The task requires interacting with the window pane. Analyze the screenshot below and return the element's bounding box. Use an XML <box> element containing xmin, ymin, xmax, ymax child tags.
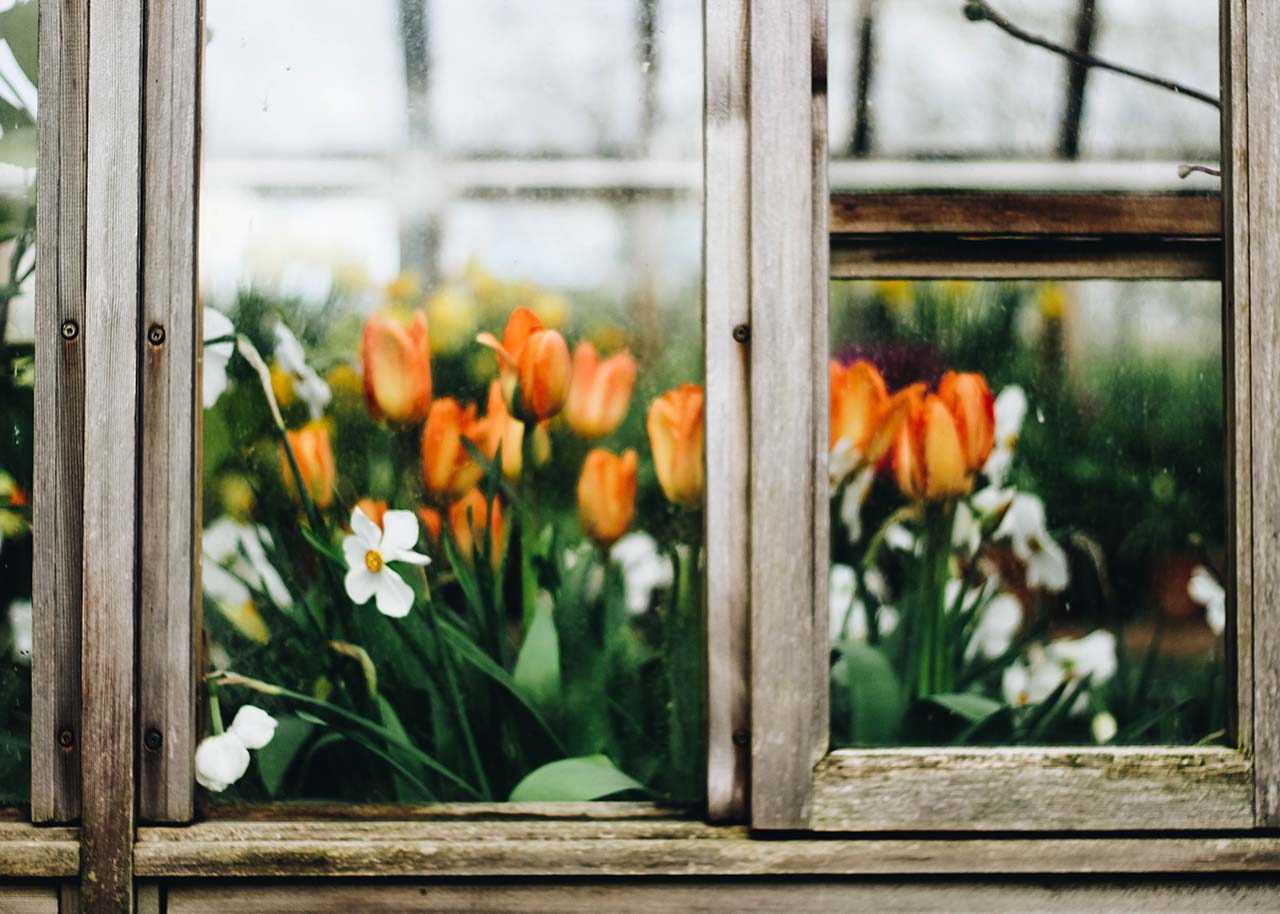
<box><xmin>0</xmin><ymin>0</ymin><xmax>36</xmax><ymax>805</ymax></box>
<box><xmin>828</xmin><ymin>0</ymin><xmax>1220</xmax><ymax>190</ymax></box>
<box><xmin>198</xmin><ymin>0</ymin><xmax>704</xmax><ymax>804</ymax></box>
<box><xmin>828</xmin><ymin>280</ymin><xmax>1226</xmax><ymax>748</ymax></box>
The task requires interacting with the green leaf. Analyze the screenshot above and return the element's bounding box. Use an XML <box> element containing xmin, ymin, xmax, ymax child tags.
<box><xmin>833</xmin><ymin>640</ymin><xmax>904</xmax><ymax>745</ymax></box>
<box><xmin>512</xmin><ymin>599</ymin><xmax>561</xmax><ymax>717</ymax></box>
<box><xmin>508</xmin><ymin>754</ymin><xmax>646</xmax><ymax>802</ymax></box>
<box><xmin>0</xmin><ymin>124</ymin><xmax>35</xmax><ymax>167</ymax></box>
<box><xmin>0</xmin><ymin>0</ymin><xmax>37</xmax><ymax>86</ymax></box>
<box><xmin>330</xmin><ymin>641</ymin><xmax>378</xmax><ymax>696</ymax></box>
<box><xmin>253</xmin><ymin>715</ymin><xmax>314</xmax><ymax>798</ymax></box>
<box><xmin>300</xmin><ymin>525</ymin><xmax>344</xmax><ymax>568</ymax></box>
<box><xmin>926</xmin><ymin>692</ymin><xmax>1005</xmax><ymax>723</ymax></box>
<box><xmin>377</xmin><ymin>695</ymin><xmax>430</xmax><ymax>802</ymax></box>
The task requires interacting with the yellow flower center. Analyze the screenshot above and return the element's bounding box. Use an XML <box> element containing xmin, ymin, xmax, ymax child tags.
<box><xmin>365</xmin><ymin>550</ymin><xmax>384</xmax><ymax>573</ymax></box>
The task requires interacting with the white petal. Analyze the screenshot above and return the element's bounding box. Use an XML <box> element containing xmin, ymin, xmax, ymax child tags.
<box><xmin>374</xmin><ymin>568</ymin><xmax>415</xmax><ymax>618</ymax></box>
<box><xmin>1001</xmin><ymin>662</ymin><xmax>1031</xmax><ymax>707</ymax></box>
<box><xmin>350</xmin><ymin>507</ymin><xmax>383</xmax><ymax>549</ymax></box>
<box><xmin>1091</xmin><ymin>711</ymin><xmax>1118</xmax><ymax>744</ymax></box>
<box><xmin>1188</xmin><ymin>566</ymin><xmax>1225</xmax><ymax>608</ymax></box>
<box><xmin>194</xmin><ymin>732</ymin><xmax>250</xmax><ymax>792</ymax></box>
<box><xmin>204</xmin><ymin>307</ymin><xmax>235</xmax><ymax>343</ymax></box>
<box><xmin>993</xmin><ymin>385</ymin><xmax>1028</xmax><ymax>443</ymax></box>
<box><xmin>972</xmin><ymin>485</ymin><xmax>1015</xmax><ymax>518</ymax></box>
<box><xmin>884</xmin><ymin>523</ymin><xmax>918</xmax><ymax>553</ymax></box>
<box><xmin>296</xmin><ymin>369</ymin><xmax>332</xmax><ymax>420</ymax></box>
<box><xmin>1027</xmin><ymin>536</ymin><xmax>1070</xmax><ymax>592</ymax></box>
<box><xmin>227</xmin><ymin>705</ymin><xmax>278</xmax><ymax>750</ymax></box>
<box><xmin>7</xmin><ymin>600</ymin><xmax>32</xmax><ymax>663</ymax></box>
<box><xmin>379</xmin><ymin>509</ymin><xmax>421</xmax><ymax>556</ymax></box>
<box><xmin>839</xmin><ymin>467</ymin><xmax>874</xmax><ymax>545</ymax></box>
<box><xmin>202</xmin><ymin>516</ymin><xmax>245</xmax><ymax>563</ymax></box>
<box><xmin>342</xmin><ymin>534</ymin><xmax>370</xmax><ymax>570</ymax></box>
<box><xmin>1049</xmin><ymin>630</ymin><xmax>1117</xmax><ymax>685</ymax></box>
<box><xmin>273</xmin><ymin>322</ymin><xmax>309</xmax><ymax>376</ymax></box>
<box><xmin>344</xmin><ymin>566</ymin><xmax>381</xmax><ymax>605</ymax></box>
<box><xmin>203</xmin><ymin>561</ymin><xmax>252</xmax><ymax>609</ymax></box>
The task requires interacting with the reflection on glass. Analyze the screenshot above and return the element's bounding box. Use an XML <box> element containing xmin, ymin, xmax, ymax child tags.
<box><xmin>828</xmin><ymin>0</ymin><xmax>1221</xmax><ymax>188</ymax></box>
<box><xmin>828</xmin><ymin>281</ymin><xmax>1225</xmax><ymax>748</ymax></box>
<box><xmin>0</xmin><ymin>0</ymin><xmax>36</xmax><ymax>805</ymax></box>
<box><xmin>198</xmin><ymin>0</ymin><xmax>704</xmax><ymax>804</ymax></box>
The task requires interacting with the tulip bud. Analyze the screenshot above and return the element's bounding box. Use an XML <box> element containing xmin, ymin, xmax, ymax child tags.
<box><xmin>362</xmin><ymin>310</ymin><xmax>433</xmax><ymax>422</ymax></box>
<box><xmin>565</xmin><ymin>342</ymin><xmax>638</xmax><ymax>439</ymax></box>
<box><xmin>421</xmin><ymin>398</ymin><xmax>486</xmax><ymax>502</ymax></box>
<box><xmin>479</xmin><ymin>380</ymin><xmax>524</xmax><ymax>481</ymax></box>
<box><xmin>578</xmin><ymin>449</ymin><xmax>638</xmax><ymax>547</ymax></box>
<box><xmin>830</xmin><ymin>359</ymin><xmax>888</xmax><ymax>456</ymax></box>
<box><xmin>195</xmin><ymin>732</ymin><xmax>250</xmax><ymax>792</ymax></box>
<box><xmin>477</xmin><ymin>307</ymin><xmax>572</xmax><ymax>422</ymax></box>
<box><xmin>647</xmin><ymin>384</ymin><xmax>704</xmax><ymax>509</ymax></box>
<box><xmin>226</xmin><ymin>705</ymin><xmax>278</xmax><ymax>750</ymax></box>
<box><xmin>937</xmin><ymin>371</ymin><xmax>996</xmax><ymax>472</ymax></box>
<box><xmin>282</xmin><ymin>420</ymin><xmax>337</xmax><ymax>509</ymax></box>
<box><xmin>893</xmin><ymin>391</ymin><xmax>972</xmax><ymax>501</ymax></box>
<box><xmin>448</xmin><ymin>489</ymin><xmax>506</xmax><ymax>568</ymax></box>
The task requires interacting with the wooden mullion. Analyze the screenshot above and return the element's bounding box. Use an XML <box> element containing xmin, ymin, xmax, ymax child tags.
<box><xmin>702</xmin><ymin>0</ymin><xmax>751</xmax><ymax>822</ymax></box>
<box><xmin>139</xmin><ymin>0</ymin><xmax>202</xmax><ymax>825</ymax></box>
<box><xmin>80</xmin><ymin>0</ymin><xmax>144</xmax><ymax>908</ymax></box>
<box><xmin>32</xmin><ymin>0</ymin><xmax>89</xmax><ymax>825</ymax></box>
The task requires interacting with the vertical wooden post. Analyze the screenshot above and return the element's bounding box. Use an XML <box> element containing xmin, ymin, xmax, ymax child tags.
<box><xmin>139</xmin><ymin>0</ymin><xmax>202</xmax><ymax>824</ymax></box>
<box><xmin>32</xmin><ymin>0</ymin><xmax>89</xmax><ymax>825</ymax></box>
<box><xmin>703</xmin><ymin>0</ymin><xmax>751</xmax><ymax>823</ymax></box>
<box><xmin>749</xmin><ymin>0</ymin><xmax>819</xmax><ymax>829</ymax></box>
<box><xmin>81</xmin><ymin>0</ymin><xmax>143</xmax><ymax>908</ymax></box>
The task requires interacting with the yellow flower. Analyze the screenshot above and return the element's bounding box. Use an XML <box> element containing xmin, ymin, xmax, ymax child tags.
<box><xmin>426</xmin><ymin>287</ymin><xmax>478</xmax><ymax>354</ymax></box>
<box><xmin>385</xmin><ymin>272</ymin><xmax>423</xmax><ymax>305</ymax></box>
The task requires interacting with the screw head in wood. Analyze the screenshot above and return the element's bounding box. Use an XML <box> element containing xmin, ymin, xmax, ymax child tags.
<box><xmin>732</xmin><ymin>323</ymin><xmax>750</xmax><ymax>344</ymax></box>
<box><xmin>732</xmin><ymin>728</ymin><xmax>750</xmax><ymax>747</ymax></box>
<box><xmin>143</xmin><ymin>728</ymin><xmax>163</xmax><ymax>752</ymax></box>
<box><xmin>147</xmin><ymin>323</ymin><xmax>166</xmax><ymax>346</ymax></box>
<box><xmin>60</xmin><ymin>320</ymin><xmax>78</xmax><ymax>341</ymax></box>
<box><xmin>57</xmin><ymin>728</ymin><xmax>74</xmax><ymax>749</ymax></box>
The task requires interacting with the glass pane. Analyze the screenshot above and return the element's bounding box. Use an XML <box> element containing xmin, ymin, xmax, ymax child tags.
<box><xmin>827</xmin><ymin>280</ymin><xmax>1226</xmax><ymax>748</ymax></box>
<box><xmin>198</xmin><ymin>0</ymin><xmax>704</xmax><ymax>805</ymax></box>
<box><xmin>828</xmin><ymin>0</ymin><xmax>1221</xmax><ymax>190</ymax></box>
<box><xmin>0</xmin><ymin>0</ymin><xmax>36</xmax><ymax>805</ymax></box>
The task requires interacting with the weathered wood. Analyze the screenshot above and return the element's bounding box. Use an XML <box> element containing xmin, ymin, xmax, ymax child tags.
<box><xmin>1242</xmin><ymin>0</ymin><xmax>1280</xmax><ymax>829</ymax></box>
<box><xmin>80</xmin><ymin>0</ymin><xmax>143</xmax><ymax>908</ymax></box>
<box><xmin>0</xmin><ymin>824</ymin><xmax>79</xmax><ymax>877</ymax></box>
<box><xmin>198</xmin><ymin>801</ymin><xmax>681</xmax><ymax>821</ymax></box>
<box><xmin>810</xmin><ymin>747</ymin><xmax>1253</xmax><ymax>832</ymax></box>
<box><xmin>57</xmin><ymin>884</ymin><xmax>78</xmax><ymax>914</ymax></box>
<box><xmin>748</xmin><ymin>0</ymin><xmax>817</xmax><ymax>832</ymax></box>
<box><xmin>830</xmin><ymin>191</ymin><xmax>1221</xmax><ymax>237</ymax></box>
<box><xmin>829</xmin><ymin>237</ymin><xmax>1221</xmax><ymax>280</ymax></box>
<box><xmin>0</xmin><ymin>886</ymin><xmax>58</xmax><ymax>914</ymax></box>
<box><xmin>138</xmin><ymin>0</ymin><xmax>201</xmax><ymax>826</ymax></box>
<box><xmin>135</xmin><ymin>882</ymin><xmax>161</xmax><ymax>914</ymax></box>
<box><xmin>702</xmin><ymin>0</ymin><xmax>750</xmax><ymax>825</ymax></box>
<box><xmin>134</xmin><ymin>821</ymin><xmax>1280</xmax><ymax>877</ymax></box>
<box><xmin>32</xmin><ymin>0</ymin><xmax>88</xmax><ymax>824</ymax></box>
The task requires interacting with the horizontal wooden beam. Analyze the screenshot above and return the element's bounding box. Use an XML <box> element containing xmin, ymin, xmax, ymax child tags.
<box><xmin>134</xmin><ymin>818</ymin><xmax>1280</xmax><ymax>878</ymax></box>
<box><xmin>0</xmin><ymin>824</ymin><xmax>80</xmax><ymax>878</ymax></box>
<box><xmin>830</xmin><ymin>192</ymin><xmax>1222</xmax><ymax>237</ymax></box>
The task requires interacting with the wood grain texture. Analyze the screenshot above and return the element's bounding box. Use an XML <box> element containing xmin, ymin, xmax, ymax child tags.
<box><xmin>198</xmin><ymin>801</ymin><xmax>679</xmax><ymax>822</ymax></box>
<box><xmin>57</xmin><ymin>884</ymin><xmax>77</xmax><ymax>914</ymax></box>
<box><xmin>135</xmin><ymin>882</ymin><xmax>161</xmax><ymax>914</ymax></box>
<box><xmin>702</xmin><ymin>0</ymin><xmax>750</xmax><ymax>825</ymax></box>
<box><xmin>1243</xmin><ymin>0</ymin><xmax>1280</xmax><ymax>829</ymax></box>
<box><xmin>0</xmin><ymin>886</ymin><xmax>58</xmax><ymax>914</ymax></box>
<box><xmin>138</xmin><ymin>0</ymin><xmax>201</xmax><ymax>825</ymax></box>
<box><xmin>134</xmin><ymin>819</ymin><xmax>1280</xmax><ymax>878</ymax></box>
<box><xmin>810</xmin><ymin>748</ymin><xmax>1253</xmax><ymax>831</ymax></box>
<box><xmin>829</xmin><ymin>191</ymin><xmax>1221</xmax><ymax>236</ymax></box>
<box><xmin>0</xmin><ymin>824</ymin><xmax>79</xmax><ymax>877</ymax></box>
<box><xmin>32</xmin><ymin>0</ymin><xmax>88</xmax><ymax>824</ymax></box>
<box><xmin>80</xmin><ymin>0</ymin><xmax>143</xmax><ymax>909</ymax></box>
<box><xmin>748</xmin><ymin>0</ymin><xmax>816</xmax><ymax>832</ymax></box>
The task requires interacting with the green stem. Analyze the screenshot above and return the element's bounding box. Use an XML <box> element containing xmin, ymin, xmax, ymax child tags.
<box><xmin>915</xmin><ymin>501</ymin><xmax>955</xmax><ymax>700</ymax></box>
<box><xmin>208</xmin><ymin>679</ymin><xmax>225</xmax><ymax>735</ymax></box>
<box><xmin>426</xmin><ymin>604</ymin><xmax>492</xmax><ymax>800</ymax></box>
<box><xmin>519</xmin><ymin>429</ymin><xmax>538</xmax><ymax>631</ymax></box>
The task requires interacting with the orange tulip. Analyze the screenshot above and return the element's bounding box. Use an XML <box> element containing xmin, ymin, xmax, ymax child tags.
<box><xmin>564</xmin><ymin>342</ymin><xmax>637</xmax><ymax>439</ymax></box>
<box><xmin>362</xmin><ymin>310</ymin><xmax>432</xmax><ymax>422</ymax></box>
<box><xmin>647</xmin><ymin>384</ymin><xmax>704</xmax><ymax>509</ymax></box>
<box><xmin>478</xmin><ymin>379</ymin><xmax>524</xmax><ymax>481</ymax></box>
<box><xmin>577</xmin><ymin>448</ymin><xmax>638</xmax><ymax>547</ymax></box>
<box><xmin>937</xmin><ymin>371</ymin><xmax>996</xmax><ymax>472</ymax></box>
<box><xmin>354</xmin><ymin>498</ymin><xmax>388</xmax><ymax>530</ymax></box>
<box><xmin>416</xmin><ymin>506</ymin><xmax>443</xmax><ymax>543</ymax></box>
<box><xmin>477</xmin><ymin>307</ymin><xmax>572</xmax><ymax>421</ymax></box>
<box><xmin>892</xmin><ymin>389</ymin><xmax>972</xmax><ymax>501</ymax></box>
<box><xmin>448</xmin><ymin>489</ymin><xmax>506</xmax><ymax>568</ymax></box>
<box><xmin>282</xmin><ymin>420</ymin><xmax>337</xmax><ymax>509</ymax></box>
<box><xmin>829</xmin><ymin>359</ymin><xmax>888</xmax><ymax>455</ymax></box>
<box><xmin>421</xmin><ymin>398</ymin><xmax>487</xmax><ymax>502</ymax></box>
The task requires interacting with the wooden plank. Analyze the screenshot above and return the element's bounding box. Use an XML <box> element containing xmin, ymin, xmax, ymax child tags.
<box><xmin>32</xmin><ymin>0</ymin><xmax>88</xmax><ymax>824</ymax></box>
<box><xmin>135</xmin><ymin>883</ymin><xmax>161</xmax><ymax>914</ymax></box>
<box><xmin>702</xmin><ymin>0</ymin><xmax>750</xmax><ymax>825</ymax></box>
<box><xmin>829</xmin><ymin>237</ymin><xmax>1221</xmax><ymax>280</ymax></box>
<box><xmin>1243</xmin><ymin>0</ymin><xmax>1280</xmax><ymax>829</ymax></box>
<box><xmin>134</xmin><ymin>820</ymin><xmax>1280</xmax><ymax>877</ymax></box>
<box><xmin>0</xmin><ymin>824</ymin><xmax>79</xmax><ymax>877</ymax></box>
<box><xmin>198</xmin><ymin>801</ymin><xmax>679</xmax><ymax>821</ymax></box>
<box><xmin>80</xmin><ymin>0</ymin><xmax>144</xmax><ymax>909</ymax></box>
<box><xmin>830</xmin><ymin>191</ymin><xmax>1222</xmax><ymax>237</ymax></box>
<box><xmin>138</xmin><ymin>0</ymin><xmax>201</xmax><ymax>825</ymax></box>
<box><xmin>747</xmin><ymin>0</ymin><xmax>817</xmax><ymax>832</ymax></box>
<box><xmin>1221</xmin><ymin>0</ymin><xmax>1252</xmax><ymax>762</ymax></box>
<box><xmin>57</xmin><ymin>884</ymin><xmax>78</xmax><ymax>914</ymax></box>
<box><xmin>810</xmin><ymin>747</ymin><xmax>1253</xmax><ymax>832</ymax></box>
<box><xmin>0</xmin><ymin>886</ymin><xmax>59</xmax><ymax>914</ymax></box>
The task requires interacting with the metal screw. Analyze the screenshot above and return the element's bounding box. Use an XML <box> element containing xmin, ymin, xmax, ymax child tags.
<box><xmin>147</xmin><ymin>323</ymin><xmax>166</xmax><ymax>346</ymax></box>
<box><xmin>60</xmin><ymin>320</ymin><xmax>79</xmax><ymax>341</ymax></box>
<box><xmin>732</xmin><ymin>728</ymin><xmax>750</xmax><ymax>747</ymax></box>
<box><xmin>57</xmin><ymin>728</ymin><xmax>74</xmax><ymax>749</ymax></box>
<box><xmin>143</xmin><ymin>728</ymin><xmax>163</xmax><ymax>752</ymax></box>
<box><xmin>732</xmin><ymin>323</ymin><xmax>750</xmax><ymax>344</ymax></box>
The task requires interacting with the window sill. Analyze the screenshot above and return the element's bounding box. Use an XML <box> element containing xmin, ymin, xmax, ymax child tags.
<box><xmin>0</xmin><ymin>822</ymin><xmax>80</xmax><ymax>877</ymax></box>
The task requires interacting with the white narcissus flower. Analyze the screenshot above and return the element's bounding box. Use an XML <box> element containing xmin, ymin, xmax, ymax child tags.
<box><xmin>1091</xmin><ymin>711</ymin><xmax>1118</xmax><ymax>744</ymax></box>
<box><xmin>273</xmin><ymin>321</ymin><xmax>332</xmax><ymax>420</ymax></box>
<box><xmin>838</xmin><ymin>466</ymin><xmax>875</xmax><ymax>545</ymax></box>
<box><xmin>203</xmin><ymin>516</ymin><xmax>293</xmax><ymax>610</ymax></box>
<box><xmin>982</xmin><ymin>385</ymin><xmax>1027</xmax><ymax>486</ymax></box>
<box><xmin>610</xmin><ymin>532</ymin><xmax>673</xmax><ymax>616</ymax></box>
<box><xmin>203</xmin><ymin>308</ymin><xmax>236</xmax><ymax>409</ymax></box>
<box><xmin>342</xmin><ymin>506</ymin><xmax>431</xmax><ymax>618</ymax></box>
<box><xmin>1188</xmin><ymin>564</ymin><xmax>1226</xmax><ymax>636</ymax></box>
<box><xmin>1002</xmin><ymin>630</ymin><xmax>1117</xmax><ymax>716</ymax></box>
<box><xmin>1001</xmin><ymin>646</ymin><xmax>1066</xmax><ymax>709</ymax></box>
<box><xmin>227</xmin><ymin>704</ymin><xmax>278</xmax><ymax>749</ymax></box>
<box><xmin>965</xmin><ymin>593</ymin><xmax>1023</xmax><ymax>661</ymax></box>
<box><xmin>884</xmin><ymin>523</ymin><xmax>918</xmax><ymax>554</ymax></box>
<box><xmin>829</xmin><ymin>563</ymin><xmax>898</xmax><ymax>642</ymax></box>
<box><xmin>7</xmin><ymin>600</ymin><xmax>32</xmax><ymax>664</ymax></box>
<box><xmin>194</xmin><ymin>732</ymin><xmax>250</xmax><ymax>792</ymax></box>
<box><xmin>1048</xmin><ymin>629</ymin><xmax>1117</xmax><ymax>687</ymax></box>
<box><xmin>995</xmin><ymin>493</ymin><xmax>1069</xmax><ymax>592</ymax></box>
